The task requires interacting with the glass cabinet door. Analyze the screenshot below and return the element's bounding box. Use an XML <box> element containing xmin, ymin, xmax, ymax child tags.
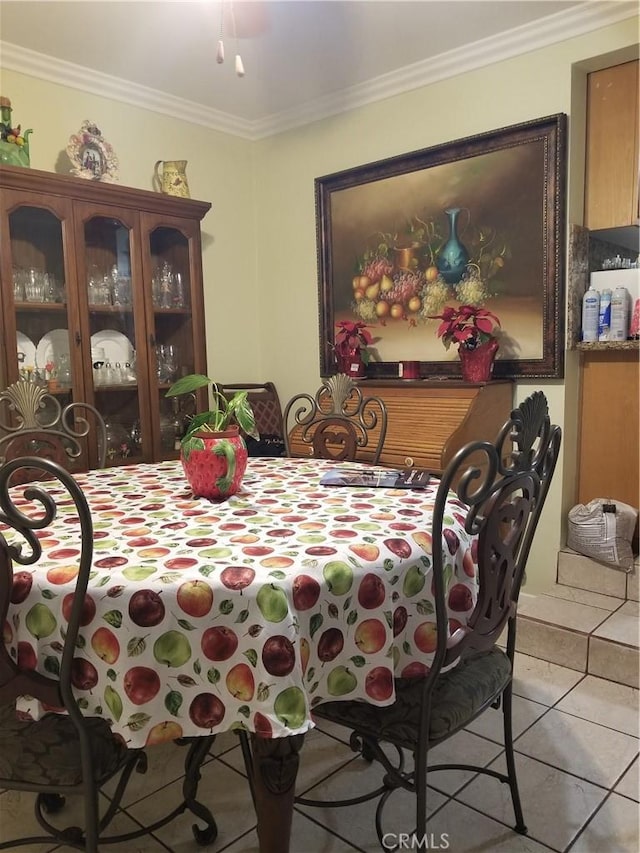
<box><xmin>5</xmin><ymin>198</ymin><xmax>76</xmax><ymax>392</ymax></box>
<box><xmin>141</xmin><ymin>213</ymin><xmax>208</xmax><ymax>460</ymax></box>
<box><xmin>0</xmin><ymin>192</ymin><xmax>99</xmax><ymax>472</ymax></box>
<box><xmin>75</xmin><ymin>205</ymin><xmax>152</xmax><ymax>466</ymax></box>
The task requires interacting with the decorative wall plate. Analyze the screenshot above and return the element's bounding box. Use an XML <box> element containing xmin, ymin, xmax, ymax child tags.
<box><xmin>67</xmin><ymin>120</ymin><xmax>119</xmax><ymax>182</ymax></box>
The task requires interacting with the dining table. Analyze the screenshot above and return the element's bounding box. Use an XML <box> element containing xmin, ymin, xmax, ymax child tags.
<box><xmin>4</xmin><ymin>455</ymin><xmax>479</xmax><ymax>852</ymax></box>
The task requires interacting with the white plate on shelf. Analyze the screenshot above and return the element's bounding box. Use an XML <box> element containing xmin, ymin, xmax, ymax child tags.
<box><xmin>90</xmin><ymin>330</ymin><xmax>134</xmax><ymax>365</ymax></box>
<box><xmin>16</xmin><ymin>332</ymin><xmax>37</xmax><ymax>369</ymax></box>
<box><xmin>35</xmin><ymin>329</ymin><xmax>70</xmax><ymax>370</ymax></box>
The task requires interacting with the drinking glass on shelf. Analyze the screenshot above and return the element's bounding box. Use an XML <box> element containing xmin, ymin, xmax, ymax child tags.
<box><xmin>57</xmin><ymin>354</ymin><xmax>72</xmax><ymax>388</ymax></box>
<box><xmin>42</xmin><ymin>273</ymin><xmax>61</xmax><ymax>303</ymax></box>
<box><xmin>172</xmin><ymin>272</ymin><xmax>185</xmax><ymax>307</ymax></box>
<box><xmin>151</xmin><ymin>268</ymin><xmax>162</xmax><ymax>306</ymax></box>
<box><xmin>156</xmin><ymin>344</ymin><xmax>178</xmax><ymax>383</ymax></box>
<box><xmin>104</xmin><ymin>360</ymin><xmax>118</xmax><ymax>385</ymax></box>
<box><xmin>93</xmin><ymin>362</ymin><xmax>106</xmax><ymax>386</ymax></box>
<box><xmin>112</xmin><ymin>275</ymin><xmax>132</xmax><ymax>306</ymax></box>
<box><xmin>12</xmin><ymin>266</ymin><xmax>25</xmax><ymax>301</ymax></box>
<box><xmin>25</xmin><ymin>268</ymin><xmax>45</xmax><ymax>302</ymax></box>
<box><xmin>130</xmin><ymin>419</ymin><xmax>142</xmax><ymax>450</ymax></box>
<box><xmin>159</xmin><ymin>261</ymin><xmax>173</xmax><ymax>308</ymax></box>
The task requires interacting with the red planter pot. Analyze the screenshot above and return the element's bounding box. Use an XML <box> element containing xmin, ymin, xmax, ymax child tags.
<box><xmin>458</xmin><ymin>339</ymin><xmax>499</xmax><ymax>383</ymax></box>
<box><xmin>337</xmin><ymin>352</ymin><xmax>365</xmax><ymax>378</ymax></box>
<box><xmin>180</xmin><ymin>425</ymin><xmax>248</xmax><ymax>500</ymax></box>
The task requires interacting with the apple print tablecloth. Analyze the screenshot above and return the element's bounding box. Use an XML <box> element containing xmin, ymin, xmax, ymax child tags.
<box><xmin>5</xmin><ymin>457</ymin><xmax>478</xmax><ymax>748</ymax></box>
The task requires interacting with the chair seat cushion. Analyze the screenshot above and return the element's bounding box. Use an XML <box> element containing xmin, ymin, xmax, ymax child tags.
<box><xmin>0</xmin><ymin>702</ymin><xmax>131</xmax><ymax>787</ymax></box>
<box><xmin>313</xmin><ymin>647</ymin><xmax>512</xmax><ymax>750</ymax></box>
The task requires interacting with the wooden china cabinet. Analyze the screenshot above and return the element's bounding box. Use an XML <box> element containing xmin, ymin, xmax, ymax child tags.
<box><xmin>0</xmin><ymin>164</ymin><xmax>211</xmax><ymax>468</ymax></box>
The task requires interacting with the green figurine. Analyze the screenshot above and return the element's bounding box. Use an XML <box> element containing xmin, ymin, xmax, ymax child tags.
<box><xmin>0</xmin><ymin>96</ymin><xmax>33</xmax><ymax>167</ymax></box>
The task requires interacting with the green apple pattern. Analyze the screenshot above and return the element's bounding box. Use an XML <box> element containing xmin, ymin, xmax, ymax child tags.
<box><xmin>4</xmin><ymin>458</ymin><xmax>477</xmax><ymax>748</ymax></box>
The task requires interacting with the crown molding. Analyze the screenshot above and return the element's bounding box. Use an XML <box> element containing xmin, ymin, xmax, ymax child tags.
<box><xmin>0</xmin><ymin>41</ymin><xmax>256</xmax><ymax>140</ymax></box>
<box><xmin>252</xmin><ymin>0</ymin><xmax>639</xmax><ymax>138</ymax></box>
<box><xmin>1</xmin><ymin>1</ymin><xmax>637</xmax><ymax>141</ymax></box>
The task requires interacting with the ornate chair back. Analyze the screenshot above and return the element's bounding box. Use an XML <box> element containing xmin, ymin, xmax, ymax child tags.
<box><xmin>296</xmin><ymin>391</ymin><xmax>562</xmax><ymax>848</ymax></box>
<box><xmin>431</xmin><ymin>390</ymin><xmax>562</xmax><ymax>667</ymax></box>
<box><xmin>218</xmin><ymin>381</ymin><xmax>285</xmax><ymax>456</ymax></box>
<box><xmin>0</xmin><ymin>381</ymin><xmax>106</xmax><ymax>479</ymax></box>
<box><xmin>0</xmin><ymin>457</ymin><xmax>143</xmax><ymax>850</ymax></box>
<box><xmin>0</xmin><ymin>456</ymin><xmax>220</xmax><ymax>850</ymax></box>
<box><xmin>283</xmin><ymin>374</ymin><xmax>388</xmax><ymax>464</ymax></box>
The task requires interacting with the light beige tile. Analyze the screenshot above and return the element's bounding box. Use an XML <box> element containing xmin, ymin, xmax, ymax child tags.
<box><xmin>514</xmin><ymin>709</ymin><xmax>638</xmax><ymax>788</ymax></box>
<box><xmin>427</xmin><ymin>730</ymin><xmax>503</xmax><ymax>795</ymax></box>
<box><xmin>512</xmin><ymin>652</ymin><xmax>584</xmax><ymax>705</ymax></box>
<box><xmin>458</xmin><ymin>752</ymin><xmax>606</xmax><ymax>851</ymax></box>
<box><xmin>222</xmin><ymin>726</ymin><xmax>358</xmax><ymax>795</ymax></box>
<box><xmin>518</xmin><ymin>593</ymin><xmax>611</xmax><ymax>633</ymax></box>
<box><xmin>614</xmin><ymin>757</ymin><xmax>639</xmax><ymax>802</ymax></box>
<box><xmin>0</xmin><ymin>789</ymin><xmax>167</xmax><ymax>853</ymax></box>
<box><xmin>588</xmin><ymin>637</ymin><xmax>640</xmax><ymax>689</ymax></box>
<box><xmin>557</xmin><ymin>549</ymin><xmax>627</xmax><ymax>599</ymax></box>
<box><xmin>465</xmin><ymin>695</ymin><xmax>548</xmax><ymax>743</ymax></box>
<box><xmin>103</xmin><ymin>739</ymin><xmax>195</xmax><ymax>807</ymax></box>
<box><xmin>223</xmin><ymin>809</ymin><xmax>363</xmax><ymax>851</ymax></box>
<box><xmin>571</xmin><ymin>793</ymin><xmax>640</xmax><ymax>853</ymax></box>
<box><xmin>104</xmin><ymin>734</ymin><xmax>241</xmax><ymax>809</ymax></box>
<box><xmin>313</xmin><ymin>716</ymin><xmax>355</xmax><ymax>744</ymax></box>
<box><xmin>424</xmin><ymin>799</ymin><xmax>554</xmax><ymax>853</ymax></box>
<box><xmin>544</xmin><ymin>584</ymin><xmax>626</xmax><ymax>611</ymax></box>
<box><xmin>627</xmin><ymin>566</ymin><xmax>639</xmax><ymax>602</ymax></box>
<box><xmin>555</xmin><ymin>674</ymin><xmax>639</xmax><ymax>736</ymax></box>
<box><xmin>592</xmin><ymin>600</ymin><xmax>640</xmax><ymax>647</ymax></box>
<box><xmin>296</xmin><ymin>752</ymin><xmax>449</xmax><ymax>851</ymax></box>
<box><xmin>127</xmin><ymin>759</ymin><xmax>255</xmax><ymax>852</ymax></box>
<box><xmin>516</xmin><ymin>618</ymin><xmax>588</xmax><ymax>672</ymax></box>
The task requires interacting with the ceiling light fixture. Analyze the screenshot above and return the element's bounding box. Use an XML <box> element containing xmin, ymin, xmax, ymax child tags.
<box><xmin>217</xmin><ymin>1</ymin><xmax>245</xmax><ymax>78</ymax></box>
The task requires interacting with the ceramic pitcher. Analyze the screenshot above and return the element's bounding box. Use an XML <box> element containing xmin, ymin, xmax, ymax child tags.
<box><xmin>154</xmin><ymin>160</ymin><xmax>190</xmax><ymax>198</ymax></box>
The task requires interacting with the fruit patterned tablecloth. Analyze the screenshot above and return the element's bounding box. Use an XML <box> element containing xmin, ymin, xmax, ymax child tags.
<box><xmin>5</xmin><ymin>457</ymin><xmax>478</xmax><ymax>748</ymax></box>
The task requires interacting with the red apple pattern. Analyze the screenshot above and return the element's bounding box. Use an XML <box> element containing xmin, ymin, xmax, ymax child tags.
<box><xmin>5</xmin><ymin>457</ymin><xmax>476</xmax><ymax>748</ymax></box>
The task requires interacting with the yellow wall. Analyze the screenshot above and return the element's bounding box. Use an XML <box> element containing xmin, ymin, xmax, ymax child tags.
<box><xmin>252</xmin><ymin>18</ymin><xmax>639</xmax><ymax>593</ymax></box>
<box><xmin>2</xmin><ymin>15</ymin><xmax>638</xmax><ymax>592</ymax></box>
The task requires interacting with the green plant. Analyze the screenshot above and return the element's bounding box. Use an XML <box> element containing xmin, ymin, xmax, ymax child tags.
<box><xmin>166</xmin><ymin>375</ymin><xmax>259</xmax><ymax>442</ymax></box>
<box><xmin>430</xmin><ymin>304</ymin><xmax>500</xmax><ymax>350</ymax></box>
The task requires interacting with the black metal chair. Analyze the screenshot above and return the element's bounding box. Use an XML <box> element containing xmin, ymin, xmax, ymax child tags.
<box><xmin>0</xmin><ymin>456</ymin><xmax>218</xmax><ymax>850</ymax></box>
<box><xmin>0</xmin><ymin>381</ymin><xmax>107</xmax><ymax>477</ymax></box>
<box><xmin>218</xmin><ymin>381</ymin><xmax>285</xmax><ymax>456</ymax></box>
<box><xmin>283</xmin><ymin>374</ymin><xmax>388</xmax><ymax>464</ymax></box>
<box><xmin>295</xmin><ymin>391</ymin><xmax>562</xmax><ymax>849</ymax></box>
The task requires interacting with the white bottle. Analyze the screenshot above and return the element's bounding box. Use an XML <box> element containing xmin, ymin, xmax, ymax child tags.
<box><xmin>610</xmin><ymin>286</ymin><xmax>629</xmax><ymax>341</ymax></box>
<box><xmin>598</xmin><ymin>288</ymin><xmax>612</xmax><ymax>341</ymax></box>
<box><xmin>581</xmin><ymin>287</ymin><xmax>600</xmax><ymax>342</ymax></box>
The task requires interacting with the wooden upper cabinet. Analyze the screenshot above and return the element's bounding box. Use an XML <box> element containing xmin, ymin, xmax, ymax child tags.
<box><xmin>584</xmin><ymin>60</ymin><xmax>639</xmax><ymax>230</ymax></box>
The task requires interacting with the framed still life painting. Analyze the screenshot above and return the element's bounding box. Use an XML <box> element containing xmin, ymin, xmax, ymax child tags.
<box><xmin>316</xmin><ymin>113</ymin><xmax>567</xmax><ymax>379</ymax></box>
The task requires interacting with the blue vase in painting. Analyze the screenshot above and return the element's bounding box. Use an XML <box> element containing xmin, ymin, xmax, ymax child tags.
<box><xmin>436</xmin><ymin>208</ymin><xmax>470</xmax><ymax>284</ymax></box>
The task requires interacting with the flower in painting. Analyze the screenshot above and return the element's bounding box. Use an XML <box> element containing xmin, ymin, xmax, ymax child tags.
<box><xmin>429</xmin><ymin>304</ymin><xmax>501</xmax><ymax>351</ymax></box>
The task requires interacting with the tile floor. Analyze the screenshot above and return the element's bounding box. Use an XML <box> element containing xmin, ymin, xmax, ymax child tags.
<box><xmin>1</xmin><ymin>652</ymin><xmax>638</xmax><ymax>853</ymax></box>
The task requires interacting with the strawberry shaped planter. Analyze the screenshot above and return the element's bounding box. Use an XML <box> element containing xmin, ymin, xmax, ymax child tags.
<box><xmin>180</xmin><ymin>426</ymin><xmax>248</xmax><ymax>500</ymax></box>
